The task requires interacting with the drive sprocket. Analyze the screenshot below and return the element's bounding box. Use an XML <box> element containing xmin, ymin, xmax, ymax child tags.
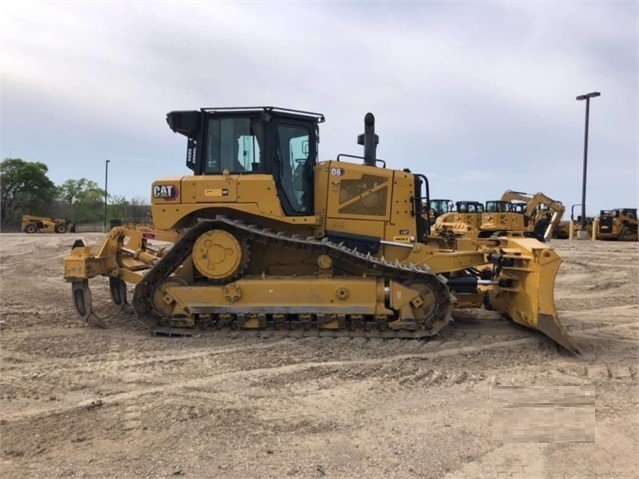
<box><xmin>192</xmin><ymin>229</ymin><xmax>249</xmax><ymax>282</ymax></box>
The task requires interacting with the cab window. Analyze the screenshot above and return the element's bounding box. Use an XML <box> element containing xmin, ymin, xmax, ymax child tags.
<box><xmin>204</xmin><ymin>117</ymin><xmax>263</xmax><ymax>173</ymax></box>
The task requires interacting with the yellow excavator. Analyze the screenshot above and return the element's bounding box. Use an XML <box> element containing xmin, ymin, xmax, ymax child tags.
<box><xmin>63</xmin><ymin>107</ymin><xmax>577</xmax><ymax>353</ymax></box>
<box><xmin>426</xmin><ymin>199</ymin><xmax>454</xmax><ymax>220</ymax></box>
<box><xmin>483</xmin><ymin>190</ymin><xmax>565</xmax><ymax>241</ymax></box>
<box><xmin>430</xmin><ymin>201</ymin><xmax>484</xmax><ymax>236</ymax></box>
<box><xmin>432</xmin><ymin>191</ymin><xmax>564</xmax><ymax>241</ymax></box>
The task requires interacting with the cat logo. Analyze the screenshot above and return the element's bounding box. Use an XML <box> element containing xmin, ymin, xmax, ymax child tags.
<box><xmin>152</xmin><ymin>184</ymin><xmax>179</xmax><ymax>201</ymax></box>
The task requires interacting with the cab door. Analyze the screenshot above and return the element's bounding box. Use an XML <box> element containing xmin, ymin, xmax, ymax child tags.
<box><xmin>271</xmin><ymin>120</ymin><xmax>315</xmax><ymax>216</ymax></box>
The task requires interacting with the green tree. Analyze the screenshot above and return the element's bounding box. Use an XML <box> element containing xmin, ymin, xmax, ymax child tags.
<box><xmin>0</xmin><ymin>158</ymin><xmax>57</xmax><ymax>224</ymax></box>
<box><xmin>127</xmin><ymin>196</ymin><xmax>152</xmax><ymax>224</ymax></box>
<box><xmin>108</xmin><ymin>194</ymin><xmax>128</xmax><ymax>220</ymax></box>
<box><xmin>56</xmin><ymin>178</ymin><xmax>105</xmax><ymax>222</ymax></box>
<box><xmin>104</xmin><ymin>196</ymin><xmax>151</xmax><ymax>225</ymax></box>
<box><xmin>57</xmin><ymin>178</ymin><xmax>104</xmax><ymax>205</ymax></box>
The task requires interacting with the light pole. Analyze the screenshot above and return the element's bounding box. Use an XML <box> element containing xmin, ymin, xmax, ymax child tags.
<box><xmin>576</xmin><ymin>91</ymin><xmax>600</xmax><ymax>237</ymax></box>
<box><xmin>104</xmin><ymin>159</ymin><xmax>110</xmax><ymax>229</ymax></box>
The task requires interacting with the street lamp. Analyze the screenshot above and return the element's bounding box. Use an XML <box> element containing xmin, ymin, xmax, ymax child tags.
<box><xmin>104</xmin><ymin>159</ymin><xmax>110</xmax><ymax>229</ymax></box>
<box><xmin>576</xmin><ymin>91</ymin><xmax>600</xmax><ymax>237</ymax></box>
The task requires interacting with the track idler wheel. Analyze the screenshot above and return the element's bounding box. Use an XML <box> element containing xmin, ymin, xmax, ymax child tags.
<box><xmin>389</xmin><ymin>279</ymin><xmax>451</xmax><ymax>334</ymax></box>
<box><xmin>72</xmin><ymin>280</ymin><xmax>106</xmax><ymax>328</ymax></box>
<box><xmin>404</xmin><ymin>281</ymin><xmax>437</xmax><ymax>325</ymax></box>
<box><xmin>109</xmin><ymin>277</ymin><xmax>128</xmax><ymax>308</ymax></box>
<box><xmin>152</xmin><ymin>277</ymin><xmax>189</xmax><ymax>319</ymax></box>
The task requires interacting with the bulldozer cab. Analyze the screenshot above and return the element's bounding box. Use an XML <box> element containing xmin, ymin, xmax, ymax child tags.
<box><xmin>611</xmin><ymin>208</ymin><xmax>637</xmax><ymax>219</ymax></box>
<box><xmin>166</xmin><ymin>107</ymin><xmax>324</xmax><ymax>216</ymax></box>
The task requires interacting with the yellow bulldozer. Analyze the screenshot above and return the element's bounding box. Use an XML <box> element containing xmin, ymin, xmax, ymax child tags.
<box><xmin>63</xmin><ymin>107</ymin><xmax>577</xmax><ymax>353</ymax></box>
<box><xmin>22</xmin><ymin>214</ymin><xmax>75</xmax><ymax>234</ymax></box>
<box><xmin>595</xmin><ymin>208</ymin><xmax>638</xmax><ymax>241</ymax></box>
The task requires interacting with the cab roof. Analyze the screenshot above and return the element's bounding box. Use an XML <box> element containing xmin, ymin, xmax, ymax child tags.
<box><xmin>200</xmin><ymin>106</ymin><xmax>325</xmax><ymax>123</ymax></box>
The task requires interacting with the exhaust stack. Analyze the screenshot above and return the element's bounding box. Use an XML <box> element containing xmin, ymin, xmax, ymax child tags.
<box><xmin>357</xmin><ymin>112</ymin><xmax>379</xmax><ymax>167</ymax></box>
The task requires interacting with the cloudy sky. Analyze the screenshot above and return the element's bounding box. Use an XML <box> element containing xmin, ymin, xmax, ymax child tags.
<box><xmin>1</xmin><ymin>1</ymin><xmax>637</xmax><ymax>215</ymax></box>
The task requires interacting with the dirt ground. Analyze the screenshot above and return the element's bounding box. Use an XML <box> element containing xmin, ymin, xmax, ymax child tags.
<box><xmin>0</xmin><ymin>233</ymin><xmax>637</xmax><ymax>479</ymax></box>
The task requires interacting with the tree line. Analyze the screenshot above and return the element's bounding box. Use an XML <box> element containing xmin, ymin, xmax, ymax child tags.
<box><xmin>0</xmin><ymin>158</ymin><xmax>150</xmax><ymax>231</ymax></box>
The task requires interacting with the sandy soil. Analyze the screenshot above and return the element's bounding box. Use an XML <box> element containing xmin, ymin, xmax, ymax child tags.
<box><xmin>0</xmin><ymin>233</ymin><xmax>637</xmax><ymax>479</ymax></box>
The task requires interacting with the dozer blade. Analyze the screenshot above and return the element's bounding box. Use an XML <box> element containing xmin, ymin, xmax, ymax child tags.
<box><xmin>535</xmin><ymin>312</ymin><xmax>579</xmax><ymax>355</ymax></box>
<box><xmin>486</xmin><ymin>237</ymin><xmax>579</xmax><ymax>354</ymax></box>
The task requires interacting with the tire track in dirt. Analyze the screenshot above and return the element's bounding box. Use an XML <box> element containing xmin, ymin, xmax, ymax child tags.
<box><xmin>0</xmin><ymin>325</ymin><xmax>544</xmax><ymax>381</ymax></box>
<box><xmin>0</xmin><ymin>336</ymin><xmax>562</xmax><ymax>422</ymax></box>
<box><xmin>2</xmin><ymin>316</ymin><xmax>633</xmax><ymax>407</ymax></box>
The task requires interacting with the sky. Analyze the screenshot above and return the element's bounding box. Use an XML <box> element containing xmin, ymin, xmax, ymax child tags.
<box><xmin>1</xmin><ymin>1</ymin><xmax>637</xmax><ymax>216</ymax></box>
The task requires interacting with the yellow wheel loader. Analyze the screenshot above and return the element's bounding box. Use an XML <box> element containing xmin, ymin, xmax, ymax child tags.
<box><xmin>63</xmin><ymin>107</ymin><xmax>577</xmax><ymax>352</ymax></box>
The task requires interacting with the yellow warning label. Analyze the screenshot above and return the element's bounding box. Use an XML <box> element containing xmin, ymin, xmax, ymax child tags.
<box><xmin>393</xmin><ymin>236</ymin><xmax>412</xmax><ymax>242</ymax></box>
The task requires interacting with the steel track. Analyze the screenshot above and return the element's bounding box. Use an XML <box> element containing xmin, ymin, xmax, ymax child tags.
<box><xmin>132</xmin><ymin>217</ymin><xmax>454</xmax><ymax>338</ymax></box>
